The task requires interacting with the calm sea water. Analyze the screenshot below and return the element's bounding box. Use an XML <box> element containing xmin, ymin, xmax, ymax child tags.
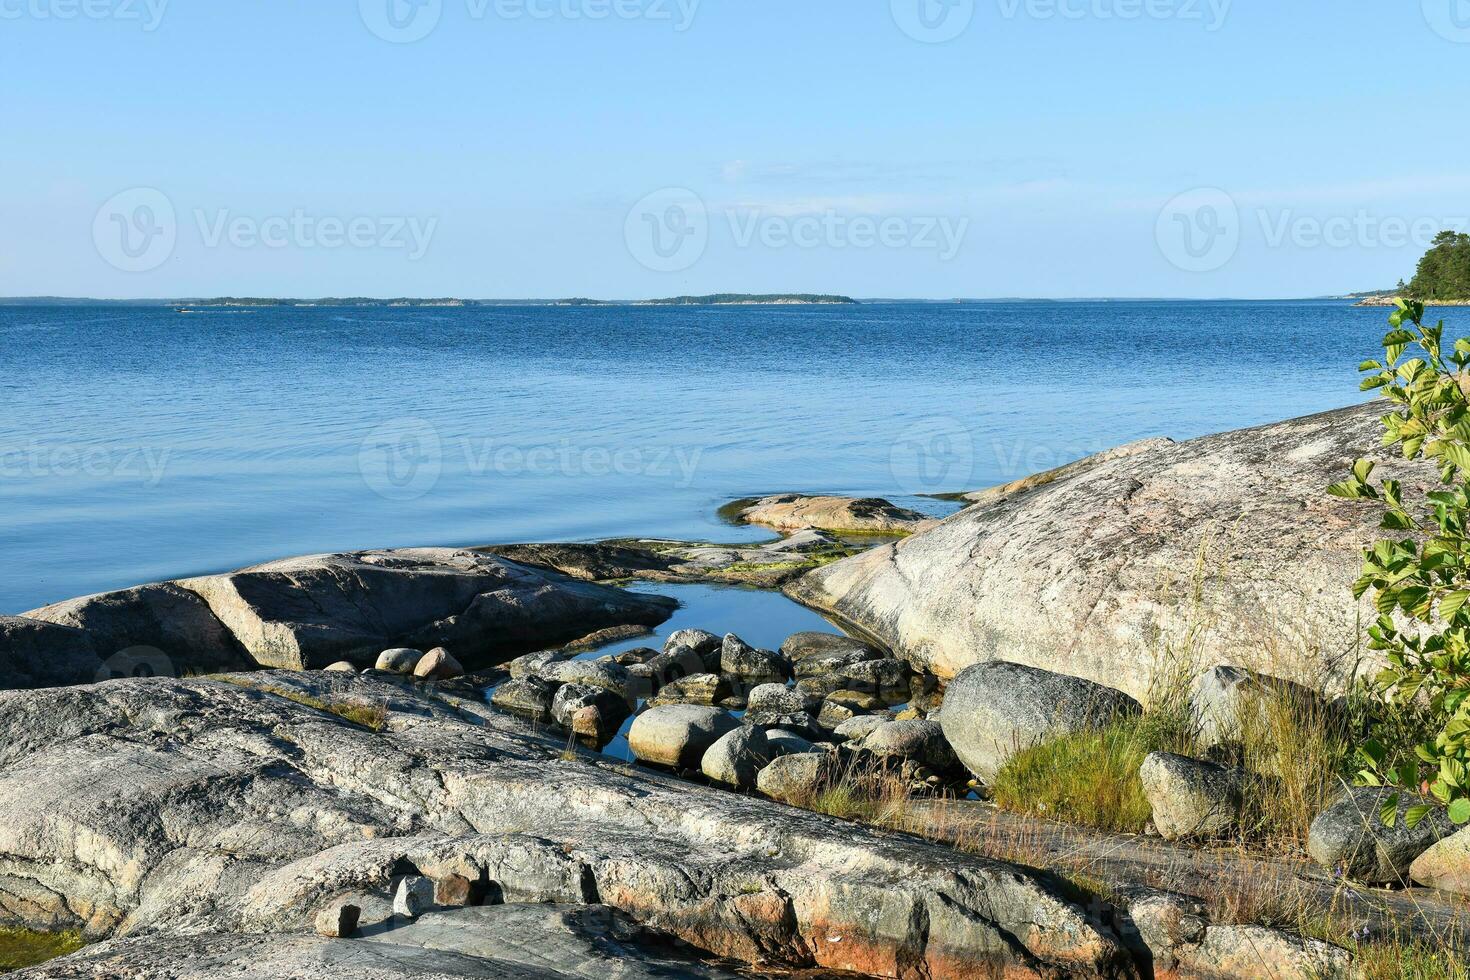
<box><xmin>0</xmin><ymin>300</ymin><xmax>1405</xmax><ymax>614</ymax></box>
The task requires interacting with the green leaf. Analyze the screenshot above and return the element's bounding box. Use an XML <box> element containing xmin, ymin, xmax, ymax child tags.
<box><xmin>1442</xmin><ymin>591</ymin><xmax>1470</xmax><ymax>620</ymax></box>
<box><xmin>1380</xmin><ymin>794</ymin><xmax>1401</xmax><ymax>827</ymax></box>
<box><xmin>1451</xmin><ymin>798</ymin><xmax>1470</xmax><ymax>825</ymax></box>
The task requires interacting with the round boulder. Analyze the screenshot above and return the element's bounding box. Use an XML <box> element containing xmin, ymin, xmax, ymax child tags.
<box><xmin>747</xmin><ymin>683</ymin><xmax>818</xmax><ymax>715</ymax></box>
<box><xmin>628</xmin><ymin>705</ymin><xmax>741</xmax><ymax>769</ymax></box>
<box><xmin>491</xmin><ymin>677</ymin><xmax>555</xmax><ymax>724</ymax></box>
<box><xmin>1307</xmin><ymin>786</ymin><xmax>1453</xmax><ymax>884</ymax></box>
<box><xmin>413</xmin><ymin>648</ymin><xmax>464</xmax><ymax>681</ymax></box>
<box><xmin>721</xmin><ymin>634</ymin><xmax>789</xmax><ymax>681</ymax></box>
<box><xmin>1139</xmin><ymin>752</ymin><xmax>1246</xmax><ymax>841</ymax></box>
<box><xmin>541</xmin><ymin>658</ymin><xmax>630</xmax><ymax>698</ymax></box>
<box><xmin>939</xmin><ymin>661</ymin><xmax>1142</xmax><ymax>782</ymax></box>
<box><xmin>857</xmin><ymin>719</ymin><xmax>959</xmax><ymax>772</ymax></box>
<box><xmin>323</xmin><ymin>661</ymin><xmax>357</xmax><ymax>674</ymax></box>
<box><xmin>552</xmin><ymin>683</ymin><xmax>630</xmax><ymax>741</ymax></box>
<box><xmin>756</xmin><ymin>752</ymin><xmax>836</xmax><ymax>805</ymax></box>
<box><xmin>647</xmin><ymin>673</ymin><xmax>730</xmax><ymax>708</ymax></box>
<box><xmin>375</xmin><ymin>648</ymin><xmax>424</xmax><ymax>674</ymax></box>
<box><xmin>700</xmin><ymin>726</ymin><xmax>778</xmax><ymax>790</ymax></box>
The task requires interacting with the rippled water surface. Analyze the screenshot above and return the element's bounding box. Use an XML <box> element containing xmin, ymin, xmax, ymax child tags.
<box><xmin>0</xmin><ymin>300</ymin><xmax>1397</xmax><ymax>612</ymax></box>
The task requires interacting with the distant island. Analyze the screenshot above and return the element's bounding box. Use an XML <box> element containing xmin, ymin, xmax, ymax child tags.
<box><xmin>1355</xmin><ymin>231</ymin><xmax>1470</xmax><ymax>306</ymax></box>
<box><xmin>0</xmin><ymin>294</ymin><xmax>858</xmax><ymax>308</ymax></box>
<box><xmin>558</xmin><ymin>294</ymin><xmax>858</xmax><ymax>307</ymax></box>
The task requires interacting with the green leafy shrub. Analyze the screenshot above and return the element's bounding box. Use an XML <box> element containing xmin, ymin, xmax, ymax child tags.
<box><xmin>1333</xmin><ymin>299</ymin><xmax>1470</xmax><ymax>827</ymax></box>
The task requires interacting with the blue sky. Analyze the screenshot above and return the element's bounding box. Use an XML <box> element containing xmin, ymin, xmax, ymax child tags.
<box><xmin>3</xmin><ymin>1</ymin><xmax>1469</xmax><ymax>299</ymax></box>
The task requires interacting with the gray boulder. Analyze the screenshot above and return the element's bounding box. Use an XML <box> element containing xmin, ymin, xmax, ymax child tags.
<box><xmin>1410</xmin><ymin>824</ymin><xmax>1470</xmax><ymax>895</ymax></box>
<box><xmin>939</xmin><ymin>661</ymin><xmax>1141</xmax><ymax>782</ymax></box>
<box><xmin>413</xmin><ymin>648</ymin><xmax>463</xmax><ymax>681</ymax></box>
<box><xmin>1307</xmin><ymin>786</ymin><xmax>1453</xmax><ymax>884</ymax></box>
<box><xmin>627</xmin><ymin>705</ymin><xmax>740</xmax><ymax>769</ymax></box>
<box><xmin>833</xmin><ymin>715</ymin><xmax>887</xmax><ymax>742</ymax></box>
<box><xmin>541</xmin><ymin>658</ymin><xmax>630</xmax><ymax>698</ymax></box>
<box><xmin>1193</xmin><ymin>665</ymin><xmax>1325</xmax><ymax>748</ymax></box>
<box><xmin>1139</xmin><ymin>752</ymin><xmax>1246</xmax><ymax>841</ymax></box>
<box><xmin>507</xmin><ymin>648</ymin><xmax>570</xmax><ymax>680</ymax></box>
<box><xmin>178</xmin><ymin>548</ymin><xmax>675</xmax><ymax>671</ymax></box>
<box><xmin>700</xmin><ymin>726</ymin><xmax>778</xmax><ymax>789</ymax></box>
<box><xmin>855</xmin><ymin>720</ymin><xmax>960</xmax><ymax>772</ymax></box>
<box><xmin>375</xmin><ymin>648</ymin><xmax>424</xmax><ymax>674</ymax></box>
<box><xmin>551</xmin><ymin>683</ymin><xmax>630</xmax><ymax>741</ymax></box>
<box><xmin>731</xmin><ymin>494</ymin><xmax>931</xmax><ymax>534</ymax></box>
<box><xmin>787</xmin><ymin>404</ymin><xmax>1418</xmax><ymax>697</ymax></box>
<box><xmin>490</xmin><ymin>677</ymin><xmax>554</xmax><ymax>724</ymax></box>
<box><xmin>780</xmin><ymin>631</ymin><xmax>879</xmax><ymax>664</ymax></box>
<box><xmin>756</xmin><ymin>753</ymin><xmax>837</xmax><ymax>805</ymax></box>
<box><xmin>746</xmin><ymin>682</ymin><xmax>817</xmax><ymax>715</ymax></box>
<box><xmin>744</xmin><ymin>710</ymin><xmax>823</xmax><ymax>742</ymax></box>
<box><xmin>393</xmin><ymin>875</ymin><xmax>435</xmax><ymax>918</ymax></box>
<box><xmin>720</xmin><ymin>634</ymin><xmax>788</xmax><ymax>681</ymax></box>
<box><xmin>647</xmin><ymin>673</ymin><xmax>730</xmax><ymax>708</ymax></box>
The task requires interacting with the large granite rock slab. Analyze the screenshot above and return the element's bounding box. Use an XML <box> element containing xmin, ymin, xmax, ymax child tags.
<box><xmin>0</xmin><ymin>672</ymin><xmax>1133</xmax><ymax>978</ymax></box>
<box><xmin>23</xmin><ymin>582</ymin><xmax>252</xmax><ymax>677</ymax></box>
<box><xmin>178</xmin><ymin>548</ymin><xmax>675</xmax><ymax>671</ymax></box>
<box><xmin>0</xmin><ymin>616</ymin><xmax>100</xmax><ymax>690</ymax></box>
<box><xmin>13</xmin><ymin>903</ymin><xmax>746</xmax><ymax>978</ymax></box>
<box><xmin>788</xmin><ymin>404</ymin><xmax>1418</xmax><ymax>697</ymax></box>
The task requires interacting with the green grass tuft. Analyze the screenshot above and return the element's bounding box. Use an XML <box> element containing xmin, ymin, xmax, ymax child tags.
<box><xmin>990</xmin><ymin>719</ymin><xmax>1157</xmax><ymax>834</ymax></box>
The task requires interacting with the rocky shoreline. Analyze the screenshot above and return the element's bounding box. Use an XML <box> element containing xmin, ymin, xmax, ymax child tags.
<box><xmin>2</xmin><ymin>441</ymin><xmax>1466</xmax><ymax>977</ymax></box>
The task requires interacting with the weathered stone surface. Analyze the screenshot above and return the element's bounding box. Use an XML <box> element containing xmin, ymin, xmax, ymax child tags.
<box><xmin>627</xmin><ymin>705</ymin><xmax>740</xmax><ymax>769</ymax></box>
<box><xmin>1114</xmin><ymin>887</ymin><xmax>1206</xmax><ymax>975</ymax></box>
<box><xmin>940</xmin><ymin>661</ymin><xmax>1142</xmax><ymax>782</ymax></box>
<box><xmin>779</xmin><ymin>631</ymin><xmax>880</xmax><ymax>664</ymax></box>
<box><xmin>0</xmin><ymin>674</ymin><xmax>1136</xmax><ymax>978</ymax></box>
<box><xmin>24</xmin><ymin>582</ymin><xmax>251</xmax><ymax>677</ymax></box>
<box><xmin>1138</xmin><ymin>752</ymin><xmax>1245</xmax><ymax>841</ymax></box>
<box><xmin>540</xmin><ymin>658</ymin><xmax>631</xmax><ymax>698</ymax></box>
<box><xmin>792</xmin><ymin>648</ymin><xmax>880</xmax><ymax>680</ymax></box>
<box><xmin>744</xmin><ymin>711</ymin><xmax>822</xmax><ymax>742</ymax></box>
<box><xmin>1192</xmin><ymin>664</ymin><xmax>1324</xmax><ymax>748</ymax></box>
<box><xmin>699</xmin><ymin>726</ymin><xmax>777</xmax><ymax>790</ymax></box>
<box><xmin>16</xmin><ymin>904</ymin><xmax>746</xmax><ymax>979</ymax></box>
<box><xmin>731</xmin><ymin>494</ymin><xmax>932</xmax><ymax>535</ymax></box>
<box><xmin>1189</xmin><ymin>924</ymin><xmax>1354</xmax><ymax>979</ymax></box>
<box><xmin>313</xmin><ymin>898</ymin><xmax>360</xmax><ymax>938</ymax></box>
<box><xmin>178</xmin><ymin>548</ymin><xmax>675</xmax><ymax>672</ymax></box>
<box><xmin>324</xmin><ymin>661</ymin><xmax>358</xmax><ymax>673</ymax></box>
<box><xmin>788</xmin><ymin>404</ymin><xmax>1419</xmax><ymax>696</ymax></box>
<box><xmin>0</xmin><ymin>616</ymin><xmax>101</xmax><ymax>690</ymax></box>
<box><xmin>755</xmin><ymin>753</ymin><xmax>835</xmax><ymax>805</ymax></box>
<box><xmin>665</xmin><ymin>629</ymin><xmax>722</xmax><ymax>659</ymax></box>
<box><xmin>376</xmin><ymin>648</ymin><xmax>425</xmax><ymax>674</ymax></box>
<box><xmin>745</xmin><ymin>683</ymin><xmax>816</xmax><ymax>716</ymax></box>
<box><xmin>551</xmin><ymin>684</ymin><xmax>630</xmax><ymax>741</ymax></box>
<box><xmin>393</xmin><ymin>875</ymin><xmax>435</xmax><ymax>918</ymax></box>
<box><xmin>833</xmin><ymin>715</ymin><xmax>887</xmax><ymax>742</ymax></box>
<box><xmin>414</xmin><ymin>648</ymin><xmax>464</xmax><ymax>681</ymax></box>
<box><xmin>478</xmin><ymin>542</ymin><xmax>681</xmax><ymax>582</ymax></box>
<box><xmin>855</xmin><ymin>720</ymin><xmax>959</xmax><ymax>772</ymax></box>
<box><xmin>509</xmin><ymin>649</ymin><xmax>570</xmax><ymax>680</ymax></box>
<box><xmin>647</xmin><ymin>673</ymin><xmax>730</xmax><ymax>708</ymax></box>
<box><xmin>1410</xmin><ymin>824</ymin><xmax>1470</xmax><ymax>895</ymax></box>
<box><xmin>491</xmin><ymin>677</ymin><xmax>555</xmax><ymax>724</ymax></box>
<box><xmin>719</xmin><ymin>635</ymin><xmax>787</xmax><ymax>681</ymax></box>
<box><xmin>1308</xmin><ymin>786</ymin><xmax>1453</xmax><ymax>884</ymax></box>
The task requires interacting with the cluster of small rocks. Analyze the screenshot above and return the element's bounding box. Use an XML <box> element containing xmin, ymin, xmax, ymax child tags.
<box><xmin>323</xmin><ymin>646</ymin><xmax>467</xmax><ymax>681</ymax></box>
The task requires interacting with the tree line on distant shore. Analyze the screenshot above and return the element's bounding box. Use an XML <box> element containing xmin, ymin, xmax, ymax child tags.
<box><xmin>1400</xmin><ymin>231</ymin><xmax>1470</xmax><ymax>301</ymax></box>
